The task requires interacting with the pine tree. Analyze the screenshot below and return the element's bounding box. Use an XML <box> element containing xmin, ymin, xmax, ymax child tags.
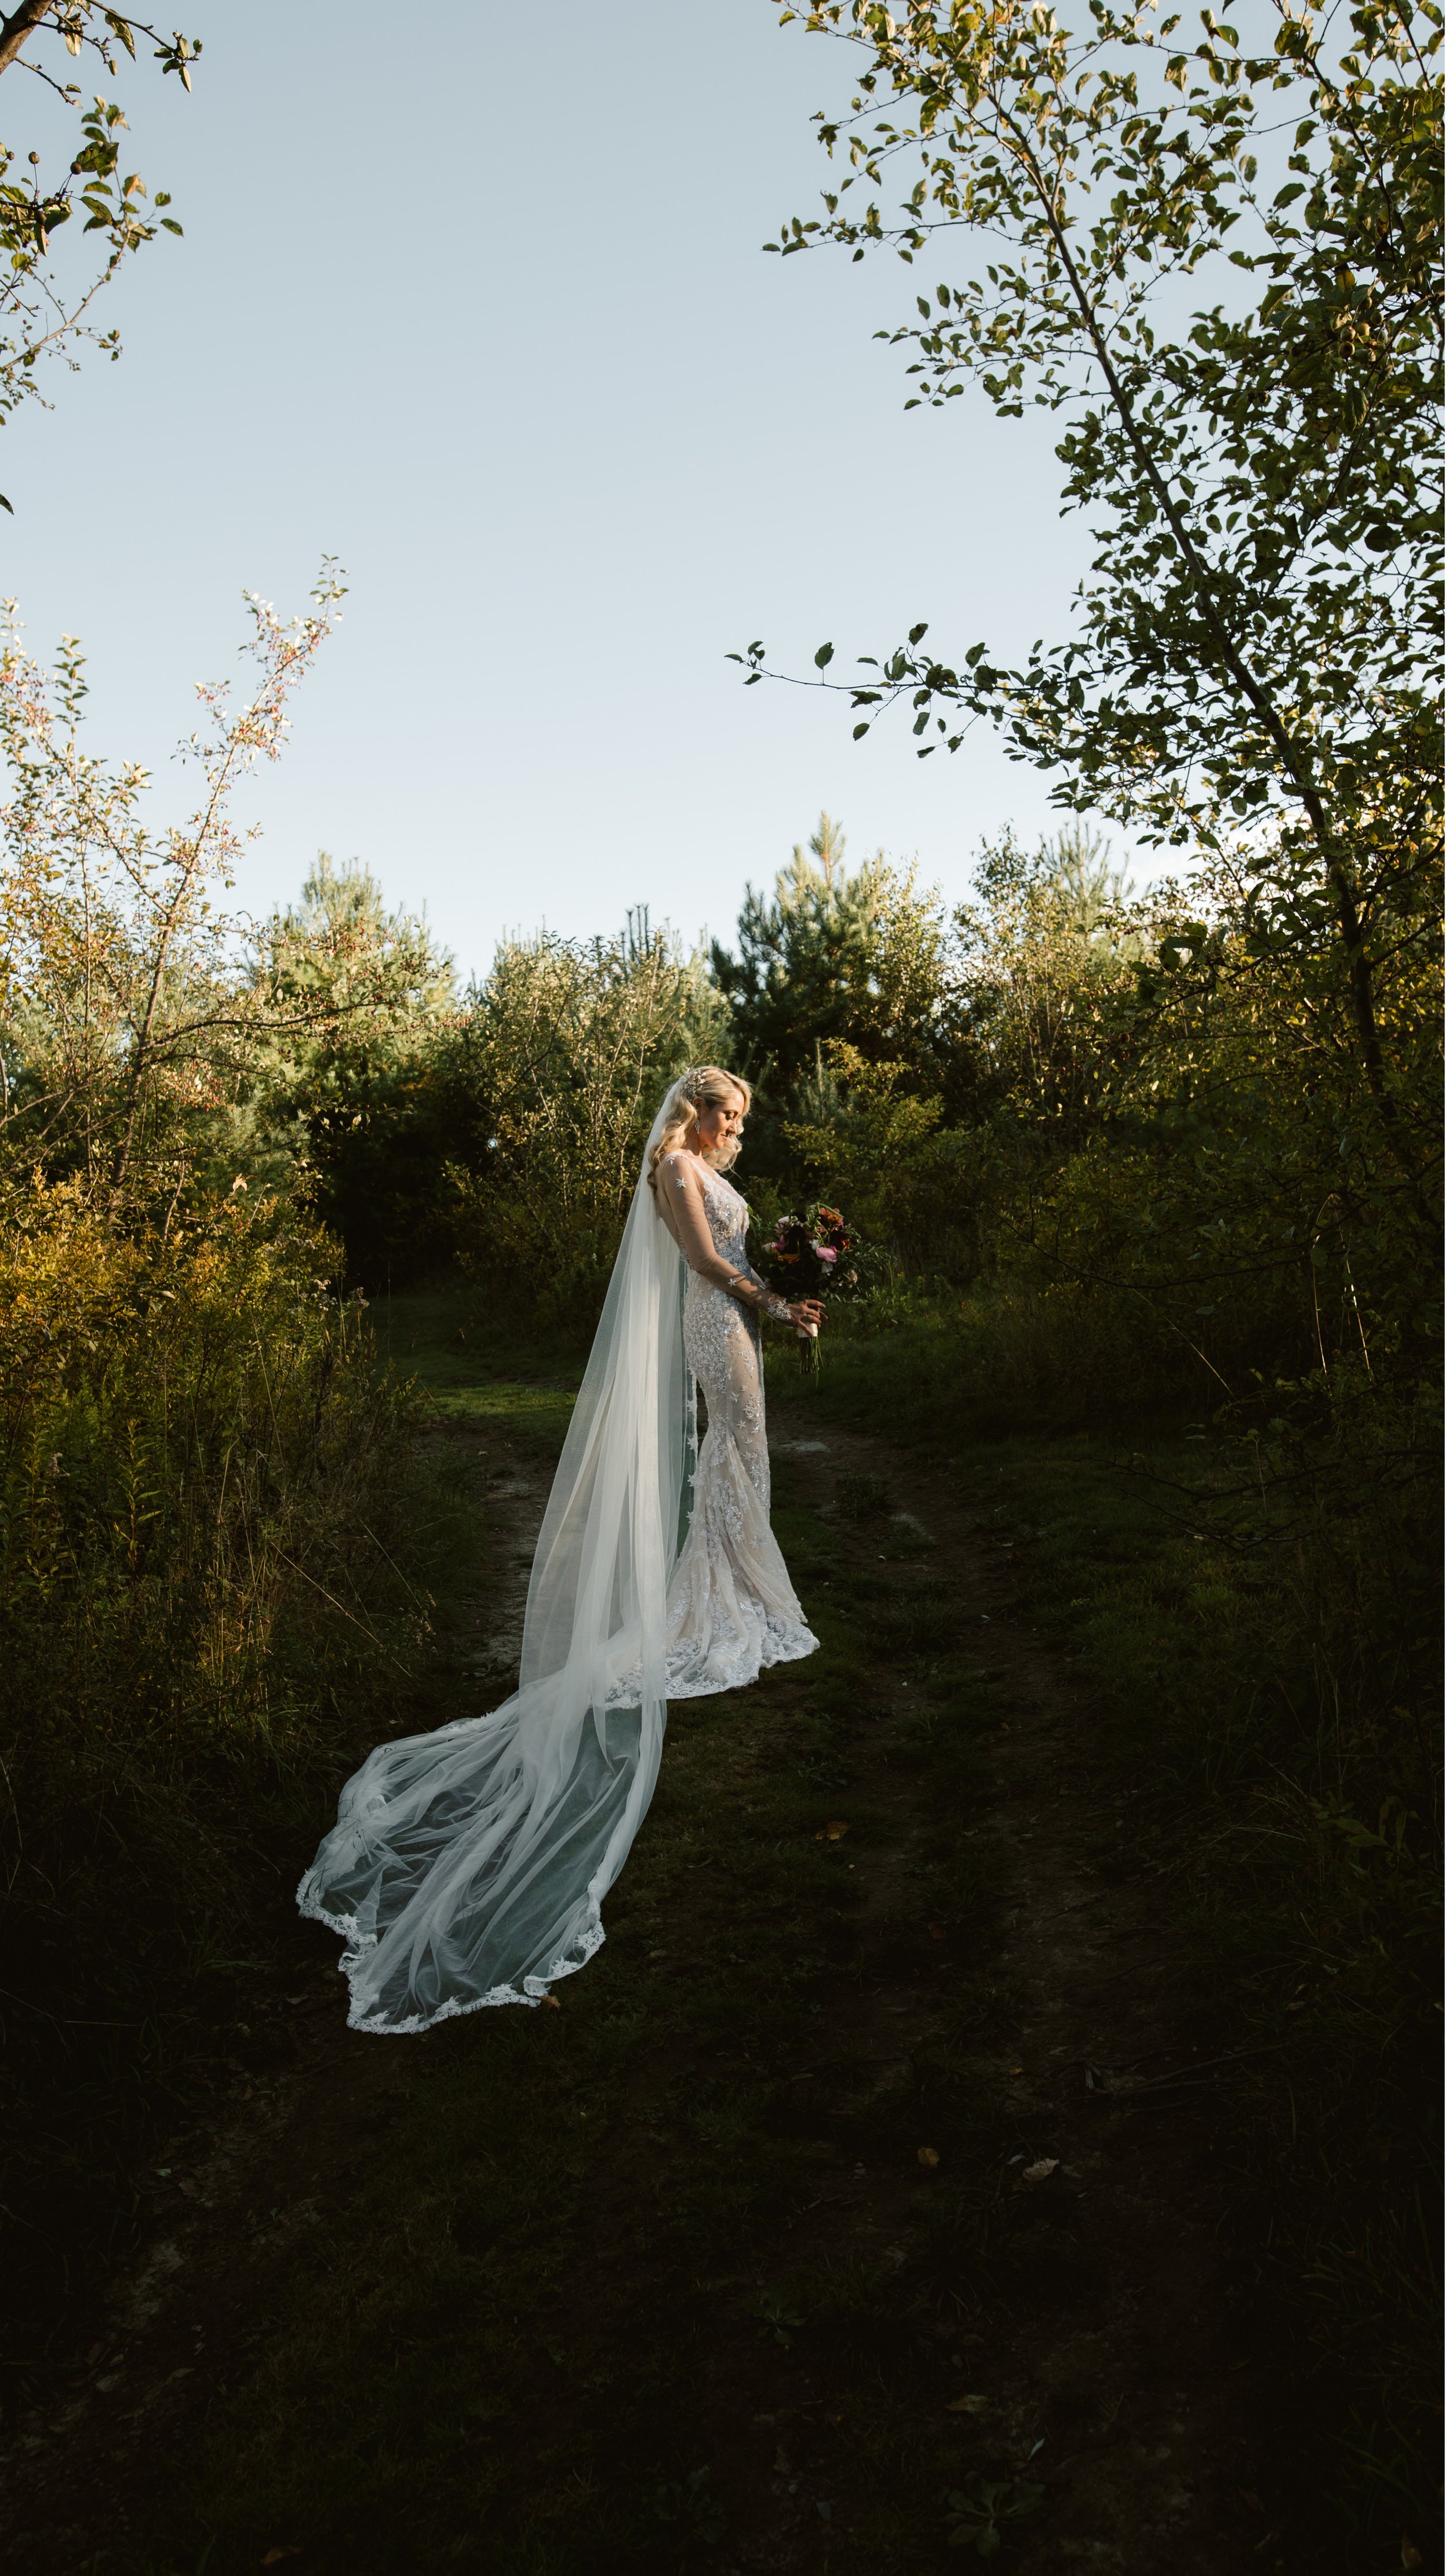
<box><xmin>1042</xmin><ymin>824</ymin><xmax>1129</xmax><ymax>940</ymax></box>
<box><xmin>711</xmin><ymin>814</ymin><xmax>952</xmax><ymax>1105</ymax></box>
<box><xmin>257</xmin><ymin>853</ymin><xmax>455</xmax><ymax>1024</ymax></box>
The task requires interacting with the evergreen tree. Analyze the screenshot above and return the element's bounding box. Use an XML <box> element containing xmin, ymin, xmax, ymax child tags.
<box><xmin>256</xmin><ymin>853</ymin><xmax>455</xmax><ymax>1025</ymax></box>
<box><xmin>1042</xmin><ymin>823</ymin><xmax>1129</xmax><ymax>940</ymax></box>
<box><xmin>711</xmin><ymin>813</ymin><xmax>956</xmax><ymax>1108</ymax></box>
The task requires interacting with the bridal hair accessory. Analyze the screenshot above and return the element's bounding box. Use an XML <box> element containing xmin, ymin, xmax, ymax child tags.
<box><xmin>672</xmin><ymin>1065</ymin><xmax>735</xmax><ymax>1112</ymax></box>
<box><xmin>675</xmin><ymin>1064</ymin><xmax>744</xmax><ymax>1106</ymax></box>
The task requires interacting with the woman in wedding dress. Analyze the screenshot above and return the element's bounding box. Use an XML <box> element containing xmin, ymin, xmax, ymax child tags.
<box><xmin>298</xmin><ymin>1066</ymin><xmax>822</xmax><ymax>2032</ymax></box>
<box><xmin>651</xmin><ymin>1069</ymin><xmax>821</xmax><ymax>1695</ymax></box>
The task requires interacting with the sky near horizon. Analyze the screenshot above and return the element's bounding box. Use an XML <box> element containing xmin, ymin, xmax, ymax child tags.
<box><xmin>2</xmin><ymin>0</ymin><xmax>1104</xmax><ymax>982</ymax></box>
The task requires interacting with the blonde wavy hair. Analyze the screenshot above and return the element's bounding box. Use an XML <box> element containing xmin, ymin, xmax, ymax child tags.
<box><xmin>647</xmin><ymin>1065</ymin><xmax>752</xmax><ymax>1191</ymax></box>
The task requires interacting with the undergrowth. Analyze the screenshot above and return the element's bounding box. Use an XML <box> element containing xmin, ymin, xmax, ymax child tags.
<box><xmin>0</xmin><ymin>1198</ymin><xmax>480</xmax><ymax>2403</ymax></box>
<box><xmin>101</xmin><ymin>1376</ymin><xmax>1047</xmax><ymax>2576</ymax></box>
<box><xmin>777</xmin><ymin>1298</ymin><xmax>1442</xmax><ymax>2563</ymax></box>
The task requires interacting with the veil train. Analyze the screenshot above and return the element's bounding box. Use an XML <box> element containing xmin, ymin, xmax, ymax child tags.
<box><xmin>297</xmin><ymin>1080</ymin><xmax>696</xmax><ymax>2032</ymax></box>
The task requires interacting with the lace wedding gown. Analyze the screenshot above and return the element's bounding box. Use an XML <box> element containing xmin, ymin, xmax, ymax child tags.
<box><xmin>654</xmin><ymin>1150</ymin><xmax>818</xmax><ymax>1695</ymax></box>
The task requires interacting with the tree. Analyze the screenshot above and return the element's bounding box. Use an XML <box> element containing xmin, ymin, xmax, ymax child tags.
<box><xmin>255</xmin><ymin>853</ymin><xmax>455</xmax><ymax>1031</ymax></box>
<box><xmin>443</xmin><ymin>910</ymin><xmax>731</xmax><ymax>1304</ymax></box>
<box><xmin>740</xmin><ymin>0</ymin><xmax>1442</xmax><ymax>1216</ymax></box>
<box><xmin>0</xmin><ymin>566</ymin><xmax>344</xmax><ymax>1205</ymax></box>
<box><xmin>784</xmin><ymin>1039</ymin><xmax>983</xmax><ymax>1271</ymax></box>
<box><xmin>0</xmin><ymin>3</ymin><xmax>199</xmax><ymax>504</ymax></box>
<box><xmin>1040</xmin><ymin>820</ymin><xmax>1129</xmax><ymax>938</ymax></box>
<box><xmin>249</xmin><ymin>854</ymin><xmax>458</xmax><ymax>1267</ymax></box>
<box><xmin>711</xmin><ymin>809</ymin><xmax>960</xmax><ymax>1105</ymax></box>
<box><xmin>954</xmin><ymin>827</ymin><xmax>1153</xmax><ymax>1144</ymax></box>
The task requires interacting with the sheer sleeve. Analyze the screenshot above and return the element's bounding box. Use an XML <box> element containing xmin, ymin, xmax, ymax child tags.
<box><xmin>656</xmin><ymin>1155</ymin><xmax>793</xmax><ymax>1324</ymax></box>
<box><xmin>746</xmin><ymin>1267</ymin><xmax>795</xmax><ymax>1327</ymax></box>
<box><xmin>657</xmin><ymin>1154</ymin><xmax>729</xmax><ymax>1280</ymax></box>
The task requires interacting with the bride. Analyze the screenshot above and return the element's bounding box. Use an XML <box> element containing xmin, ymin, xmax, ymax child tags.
<box><xmin>298</xmin><ymin>1066</ymin><xmax>824</xmax><ymax>2032</ymax></box>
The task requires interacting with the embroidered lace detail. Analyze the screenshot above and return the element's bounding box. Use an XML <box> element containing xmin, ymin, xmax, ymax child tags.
<box><xmin>296</xmin><ymin>1869</ymin><xmax>607</xmax><ymax>2029</ymax></box>
<box><xmin>646</xmin><ymin>1164</ymin><xmax>817</xmax><ymax>1695</ymax></box>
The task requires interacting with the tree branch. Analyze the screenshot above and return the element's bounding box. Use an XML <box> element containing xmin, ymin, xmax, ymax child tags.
<box><xmin>0</xmin><ymin>2</ymin><xmax>53</xmax><ymax>81</ymax></box>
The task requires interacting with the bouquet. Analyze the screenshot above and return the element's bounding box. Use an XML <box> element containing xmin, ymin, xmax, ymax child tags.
<box><xmin>757</xmin><ymin>1203</ymin><xmax>860</xmax><ymax>1373</ymax></box>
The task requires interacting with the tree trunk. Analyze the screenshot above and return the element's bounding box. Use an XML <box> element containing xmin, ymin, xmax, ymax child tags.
<box><xmin>0</xmin><ymin>3</ymin><xmax>53</xmax><ymax>81</ymax></box>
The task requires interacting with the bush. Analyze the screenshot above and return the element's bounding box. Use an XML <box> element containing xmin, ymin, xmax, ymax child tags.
<box><xmin>0</xmin><ymin>1176</ymin><xmax>448</xmax><ymax>2376</ymax></box>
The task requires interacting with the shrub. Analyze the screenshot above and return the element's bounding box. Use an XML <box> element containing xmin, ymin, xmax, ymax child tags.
<box><xmin>0</xmin><ymin>1176</ymin><xmax>442</xmax><ymax>2370</ymax></box>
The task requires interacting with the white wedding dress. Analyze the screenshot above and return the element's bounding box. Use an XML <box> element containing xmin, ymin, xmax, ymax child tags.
<box><xmin>297</xmin><ymin>1081</ymin><xmax>815</xmax><ymax>2033</ymax></box>
<box><xmin>654</xmin><ymin>1151</ymin><xmax>817</xmax><ymax>1696</ymax></box>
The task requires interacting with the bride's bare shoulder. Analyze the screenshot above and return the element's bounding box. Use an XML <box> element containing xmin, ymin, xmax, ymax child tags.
<box><xmin>657</xmin><ymin>1148</ymin><xmax>703</xmax><ymax>1189</ymax></box>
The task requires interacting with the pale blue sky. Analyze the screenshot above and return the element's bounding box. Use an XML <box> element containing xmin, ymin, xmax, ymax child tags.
<box><xmin>3</xmin><ymin>0</ymin><xmax>1097</xmax><ymax>980</ymax></box>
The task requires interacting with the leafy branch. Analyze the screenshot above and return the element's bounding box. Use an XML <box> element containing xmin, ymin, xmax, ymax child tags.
<box><xmin>740</xmin><ymin>0</ymin><xmax>1442</xmax><ymax>1215</ymax></box>
<box><xmin>0</xmin><ymin>3</ymin><xmax>201</xmax><ymax>502</ymax></box>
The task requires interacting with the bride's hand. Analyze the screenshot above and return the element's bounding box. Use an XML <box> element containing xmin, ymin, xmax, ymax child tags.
<box><xmin>788</xmin><ymin>1299</ymin><xmax>826</xmax><ymax>1330</ymax></box>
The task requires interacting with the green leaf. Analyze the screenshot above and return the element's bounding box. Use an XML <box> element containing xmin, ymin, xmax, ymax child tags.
<box><xmin>814</xmin><ymin>641</ymin><xmax>835</xmax><ymax>670</ymax></box>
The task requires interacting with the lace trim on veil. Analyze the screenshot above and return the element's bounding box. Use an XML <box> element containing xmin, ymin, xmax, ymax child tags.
<box><xmin>296</xmin><ymin>1879</ymin><xmax>607</xmax><ymax>2035</ymax></box>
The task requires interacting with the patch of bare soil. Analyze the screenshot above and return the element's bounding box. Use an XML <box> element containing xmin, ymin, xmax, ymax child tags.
<box><xmin>0</xmin><ymin>1404</ymin><xmax>1299</xmax><ymax>2574</ymax></box>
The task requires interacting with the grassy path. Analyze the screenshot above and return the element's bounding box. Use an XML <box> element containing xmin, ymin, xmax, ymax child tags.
<box><xmin>0</xmin><ymin>1308</ymin><xmax>1326</xmax><ymax>2573</ymax></box>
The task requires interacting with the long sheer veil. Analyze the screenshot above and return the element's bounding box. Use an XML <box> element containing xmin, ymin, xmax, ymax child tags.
<box><xmin>297</xmin><ymin>1076</ymin><xmax>697</xmax><ymax>2031</ymax></box>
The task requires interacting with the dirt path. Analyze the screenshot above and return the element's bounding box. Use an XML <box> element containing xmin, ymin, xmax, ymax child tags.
<box><xmin>0</xmin><ymin>1398</ymin><xmax>1297</xmax><ymax>2575</ymax></box>
<box><xmin>690</xmin><ymin>1409</ymin><xmax>1289</xmax><ymax>2575</ymax></box>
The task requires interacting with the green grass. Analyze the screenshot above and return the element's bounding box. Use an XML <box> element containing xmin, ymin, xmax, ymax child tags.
<box><xmin>366</xmin><ymin>1283</ymin><xmax>586</xmax><ymax>1467</ymax></box>
<box><xmin>0</xmin><ymin>1265</ymin><xmax>491</xmax><ymax>2418</ymax></box>
<box><xmin>372</xmin><ymin>1284</ymin><xmax>585</xmax><ymax>1435</ymax></box>
<box><xmin>774</xmin><ymin>1307</ymin><xmax>1442</xmax><ymax>2568</ymax></box>
<box><xmin>12</xmin><ymin>1285</ymin><xmax>1437</xmax><ymax>2571</ymax></box>
<box><xmin>106</xmin><ymin>1312</ymin><xmax>1072</xmax><ymax>2576</ymax></box>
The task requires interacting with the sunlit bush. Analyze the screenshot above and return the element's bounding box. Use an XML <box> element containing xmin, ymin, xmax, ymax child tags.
<box><xmin>0</xmin><ymin>1180</ymin><xmax>432</xmax><ymax>2218</ymax></box>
